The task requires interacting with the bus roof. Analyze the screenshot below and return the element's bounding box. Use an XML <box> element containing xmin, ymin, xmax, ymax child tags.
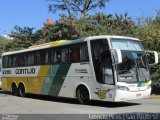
<box><xmin>85</xmin><ymin>35</ymin><xmax>140</xmax><ymax>41</ymax></box>
<box><xmin>2</xmin><ymin>35</ymin><xmax>140</xmax><ymax>56</ymax></box>
<box><xmin>2</xmin><ymin>38</ymin><xmax>85</xmax><ymax>56</ymax></box>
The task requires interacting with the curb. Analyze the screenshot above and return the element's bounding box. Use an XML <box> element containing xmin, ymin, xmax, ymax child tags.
<box><xmin>149</xmin><ymin>95</ymin><xmax>160</xmax><ymax>99</ymax></box>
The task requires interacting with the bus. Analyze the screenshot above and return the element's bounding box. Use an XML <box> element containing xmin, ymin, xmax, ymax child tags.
<box><xmin>0</xmin><ymin>59</ymin><xmax>2</xmax><ymax>89</ymax></box>
<box><xmin>1</xmin><ymin>35</ymin><xmax>158</xmax><ymax>104</ymax></box>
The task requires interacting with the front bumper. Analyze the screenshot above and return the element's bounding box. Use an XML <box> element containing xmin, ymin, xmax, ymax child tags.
<box><xmin>114</xmin><ymin>88</ymin><xmax>151</xmax><ymax>101</ymax></box>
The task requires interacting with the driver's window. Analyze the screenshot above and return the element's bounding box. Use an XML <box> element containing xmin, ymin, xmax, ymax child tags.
<box><xmin>102</xmin><ymin>54</ymin><xmax>114</xmax><ymax>84</ymax></box>
<box><xmin>91</xmin><ymin>39</ymin><xmax>114</xmax><ymax>84</ymax></box>
<box><xmin>91</xmin><ymin>41</ymin><xmax>101</xmax><ymax>59</ymax></box>
<box><xmin>91</xmin><ymin>39</ymin><xmax>109</xmax><ymax>60</ymax></box>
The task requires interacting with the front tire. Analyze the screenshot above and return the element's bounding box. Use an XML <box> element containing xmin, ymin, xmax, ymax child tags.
<box><xmin>77</xmin><ymin>86</ymin><xmax>90</xmax><ymax>104</ymax></box>
<box><xmin>18</xmin><ymin>84</ymin><xmax>25</xmax><ymax>97</ymax></box>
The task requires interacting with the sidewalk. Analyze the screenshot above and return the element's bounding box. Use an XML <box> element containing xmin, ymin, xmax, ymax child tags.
<box><xmin>150</xmin><ymin>95</ymin><xmax>160</xmax><ymax>99</ymax></box>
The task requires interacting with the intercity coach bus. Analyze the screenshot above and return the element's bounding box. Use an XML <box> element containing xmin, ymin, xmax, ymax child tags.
<box><xmin>1</xmin><ymin>35</ymin><xmax>158</xmax><ymax>104</ymax></box>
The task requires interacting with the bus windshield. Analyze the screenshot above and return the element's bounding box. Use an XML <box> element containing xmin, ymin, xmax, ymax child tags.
<box><xmin>111</xmin><ymin>38</ymin><xmax>150</xmax><ymax>83</ymax></box>
<box><xmin>116</xmin><ymin>51</ymin><xmax>150</xmax><ymax>83</ymax></box>
<box><xmin>111</xmin><ymin>38</ymin><xmax>144</xmax><ymax>51</ymax></box>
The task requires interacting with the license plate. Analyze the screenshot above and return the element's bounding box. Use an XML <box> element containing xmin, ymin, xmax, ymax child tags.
<box><xmin>136</xmin><ymin>94</ymin><xmax>141</xmax><ymax>97</ymax></box>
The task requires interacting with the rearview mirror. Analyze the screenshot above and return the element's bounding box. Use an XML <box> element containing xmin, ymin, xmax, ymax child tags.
<box><xmin>111</xmin><ymin>49</ymin><xmax>122</xmax><ymax>65</ymax></box>
<box><xmin>146</xmin><ymin>51</ymin><xmax>159</xmax><ymax>65</ymax></box>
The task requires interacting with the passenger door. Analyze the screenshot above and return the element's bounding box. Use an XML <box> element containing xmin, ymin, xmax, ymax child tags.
<box><xmin>90</xmin><ymin>39</ymin><xmax>115</xmax><ymax>101</ymax></box>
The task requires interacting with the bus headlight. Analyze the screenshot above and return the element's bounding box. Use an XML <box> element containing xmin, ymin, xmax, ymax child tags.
<box><xmin>116</xmin><ymin>85</ymin><xmax>129</xmax><ymax>91</ymax></box>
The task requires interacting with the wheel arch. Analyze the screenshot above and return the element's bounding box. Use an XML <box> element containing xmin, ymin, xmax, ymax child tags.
<box><xmin>18</xmin><ymin>82</ymin><xmax>25</xmax><ymax>88</ymax></box>
<box><xmin>18</xmin><ymin>82</ymin><xmax>26</xmax><ymax>97</ymax></box>
<box><xmin>11</xmin><ymin>82</ymin><xmax>18</xmax><ymax>95</ymax></box>
<box><xmin>12</xmin><ymin>82</ymin><xmax>17</xmax><ymax>86</ymax></box>
<box><xmin>18</xmin><ymin>82</ymin><xmax>26</xmax><ymax>92</ymax></box>
<box><xmin>75</xmin><ymin>83</ymin><xmax>91</xmax><ymax>100</ymax></box>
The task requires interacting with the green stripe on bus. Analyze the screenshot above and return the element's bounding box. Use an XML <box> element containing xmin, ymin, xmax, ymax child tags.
<box><xmin>41</xmin><ymin>65</ymin><xmax>60</xmax><ymax>94</ymax></box>
<box><xmin>48</xmin><ymin>64</ymin><xmax>71</xmax><ymax>96</ymax></box>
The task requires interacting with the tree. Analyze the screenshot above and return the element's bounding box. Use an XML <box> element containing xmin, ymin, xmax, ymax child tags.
<box><xmin>9</xmin><ymin>26</ymin><xmax>37</xmax><ymax>50</ymax></box>
<box><xmin>48</xmin><ymin>0</ymin><xmax>110</xmax><ymax>18</ymax></box>
<box><xmin>35</xmin><ymin>15</ymin><xmax>79</xmax><ymax>44</ymax></box>
<box><xmin>132</xmin><ymin>12</ymin><xmax>160</xmax><ymax>85</ymax></box>
<box><xmin>0</xmin><ymin>36</ymin><xmax>11</xmax><ymax>54</ymax></box>
<box><xmin>74</xmin><ymin>12</ymin><xmax>136</xmax><ymax>37</ymax></box>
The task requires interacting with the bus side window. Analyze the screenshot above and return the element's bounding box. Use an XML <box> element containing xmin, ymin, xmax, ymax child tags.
<box><xmin>51</xmin><ymin>49</ymin><xmax>55</xmax><ymax>63</ymax></box>
<box><xmin>80</xmin><ymin>44</ymin><xmax>89</xmax><ymax>62</ymax></box>
<box><xmin>13</xmin><ymin>56</ymin><xmax>17</xmax><ymax>67</ymax></box>
<box><xmin>70</xmin><ymin>47</ymin><xmax>80</xmax><ymax>62</ymax></box>
<box><xmin>27</xmin><ymin>52</ymin><xmax>36</xmax><ymax>66</ymax></box>
<box><xmin>61</xmin><ymin>48</ymin><xmax>69</xmax><ymax>63</ymax></box>
<box><xmin>3</xmin><ymin>56</ymin><xmax>8</xmax><ymax>68</ymax></box>
<box><xmin>37</xmin><ymin>50</ymin><xmax>46</xmax><ymax>65</ymax></box>
<box><xmin>8</xmin><ymin>55</ymin><xmax>13</xmax><ymax>68</ymax></box>
<box><xmin>56</xmin><ymin>50</ymin><xmax>61</xmax><ymax>63</ymax></box>
<box><xmin>24</xmin><ymin>54</ymin><xmax>28</xmax><ymax>66</ymax></box>
<box><xmin>53</xmin><ymin>49</ymin><xmax>61</xmax><ymax>63</ymax></box>
<box><xmin>18</xmin><ymin>54</ymin><xmax>25</xmax><ymax>66</ymax></box>
<box><xmin>91</xmin><ymin>41</ymin><xmax>101</xmax><ymax>59</ymax></box>
<box><xmin>45</xmin><ymin>49</ymin><xmax>51</xmax><ymax>64</ymax></box>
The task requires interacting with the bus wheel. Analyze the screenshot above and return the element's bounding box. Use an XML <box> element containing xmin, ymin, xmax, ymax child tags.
<box><xmin>11</xmin><ymin>83</ymin><xmax>18</xmax><ymax>96</ymax></box>
<box><xmin>76</xmin><ymin>86</ymin><xmax>90</xmax><ymax>104</ymax></box>
<box><xmin>18</xmin><ymin>83</ymin><xmax>25</xmax><ymax>97</ymax></box>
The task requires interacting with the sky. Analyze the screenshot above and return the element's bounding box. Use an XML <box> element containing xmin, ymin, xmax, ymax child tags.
<box><xmin>0</xmin><ymin>0</ymin><xmax>160</xmax><ymax>35</ymax></box>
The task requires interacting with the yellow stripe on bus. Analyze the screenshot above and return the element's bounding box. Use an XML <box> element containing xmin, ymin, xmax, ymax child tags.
<box><xmin>27</xmin><ymin>65</ymin><xmax>50</xmax><ymax>94</ymax></box>
<box><xmin>29</xmin><ymin>40</ymin><xmax>68</xmax><ymax>48</ymax></box>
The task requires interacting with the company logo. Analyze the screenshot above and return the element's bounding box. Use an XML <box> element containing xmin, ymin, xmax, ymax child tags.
<box><xmin>15</xmin><ymin>68</ymin><xmax>35</xmax><ymax>74</ymax></box>
<box><xmin>95</xmin><ymin>90</ymin><xmax>110</xmax><ymax>99</ymax></box>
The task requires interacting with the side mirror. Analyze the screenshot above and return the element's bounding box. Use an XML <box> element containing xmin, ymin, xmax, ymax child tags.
<box><xmin>146</xmin><ymin>51</ymin><xmax>159</xmax><ymax>65</ymax></box>
<box><xmin>111</xmin><ymin>49</ymin><xmax>122</xmax><ymax>65</ymax></box>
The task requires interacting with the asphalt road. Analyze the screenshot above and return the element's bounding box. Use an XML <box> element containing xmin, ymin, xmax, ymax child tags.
<box><xmin>0</xmin><ymin>90</ymin><xmax>160</xmax><ymax>120</ymax></box>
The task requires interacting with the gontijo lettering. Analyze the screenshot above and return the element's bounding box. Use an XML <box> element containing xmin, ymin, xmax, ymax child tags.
<box><xmin>15</xmin><ymin>68</ymin><xmax>35</xmax><ymax>74</ymax></box>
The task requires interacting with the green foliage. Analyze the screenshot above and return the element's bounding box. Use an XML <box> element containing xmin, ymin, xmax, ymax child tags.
<box><xmin>8</xmin><ymin>26</ymin><xmax>37</xmax><ymax>50</ymax></box>
<box><xmin>34</xmin><ymin>15</ymin><xmax>79</xmax><ymax>44</ymax></box>
<box><xmin>0</xmin><ymin>36</ymin><xmax>11</xmax><ymax>54</ymax></box>
<box><xmin>134</xmin><ymin>17</ymin><xmax>160</xmax><ymax>51</ymax></box>
<box><xmin>131</xmin><ymin>13</ymin><xmax>160</xmax><ymax>83</ymax></box>
<box><xmin>78</xmin><ymin>12</ymin><xmax>136</xmax><ymax>36</ymax></box>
